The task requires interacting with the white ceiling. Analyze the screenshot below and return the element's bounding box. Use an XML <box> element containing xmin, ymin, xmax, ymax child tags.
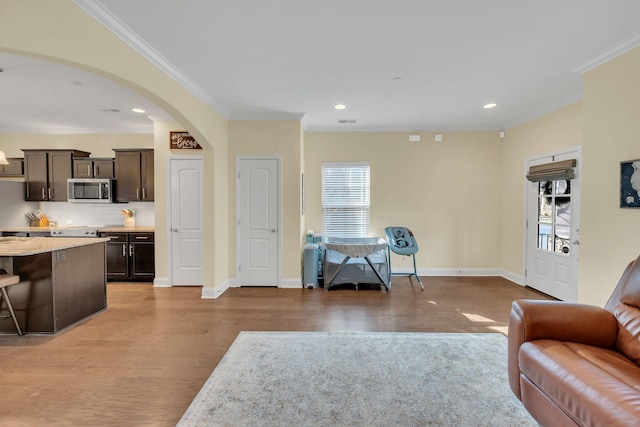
<box><xmin>3</xmin><ymin>1</ymin><xmax>640</xmax><ymax>134</ymax></box>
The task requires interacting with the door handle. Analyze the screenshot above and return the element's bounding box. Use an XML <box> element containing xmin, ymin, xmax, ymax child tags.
<box><xmin>129</xmin><ymin>244</ymin><xmax>134</xmax><ymax>257</ymax></box>
<box><xmin>171</xmin><ymin>228</ymin><xmax>178</xmax><ymax>232</ymax></box>
<box><xmin>270</xmin><ymin>228</ymin><xmax>277</xmax><ymax>233</ymax></box>
<box><xmin>122</xmin><ymin>243</ymin><xmax>126</xmax><ymax>257</ymax></box>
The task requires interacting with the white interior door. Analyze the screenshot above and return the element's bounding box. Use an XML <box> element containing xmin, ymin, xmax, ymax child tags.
<box><xmin>525</xmin><ymin>149</ymin><xmax>581</xmax><ymax>301</ymax></box>
<box><xmin>236</xmin><ymin>157</ymin><xmax>279</xmax><ymax>286</ymax></box>
<box><xmin>169</xmin><ymin>157</ymin><xmax>204</xmax><ymax>286</ymax></box>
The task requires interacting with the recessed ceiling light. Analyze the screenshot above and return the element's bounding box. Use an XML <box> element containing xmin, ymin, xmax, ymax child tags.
<box><xmin>131</xmin><ymin>108</ymin><xmax>146</xmax><ymax>113</ymax></box>
<box><xmin>483</xmin><ymin>103</ymin><xmax>497</xmax><ymax>109</ymax></box>
<box><xmin>334</xmin><ymin>104</ymin><xmax>346</xmax><ymax>110</ymax></box>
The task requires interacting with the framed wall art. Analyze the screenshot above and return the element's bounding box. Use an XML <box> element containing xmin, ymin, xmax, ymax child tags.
<box><xmin>170</xmin><ymin>131</ymin><xmax>202</xmax><ymax>150</ymax></box>
<box><xmin>620</xmin><ymin>159</ymin><xmax>640</xmax><ymax>208</ymax></box>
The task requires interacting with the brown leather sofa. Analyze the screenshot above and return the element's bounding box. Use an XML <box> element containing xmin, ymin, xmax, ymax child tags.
<box><xmin>508</xmin><ymin>255</ymin><xmax>640</xmax><ymax>426</ymax></box>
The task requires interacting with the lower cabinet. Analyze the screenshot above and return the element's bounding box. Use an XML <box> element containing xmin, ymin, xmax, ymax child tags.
<box><xmin>100</xmin><ymin>232</ymin><xmax>155</xmax><ymax>282</ymax></box>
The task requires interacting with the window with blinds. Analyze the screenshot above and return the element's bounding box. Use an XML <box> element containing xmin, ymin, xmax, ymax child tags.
<box><xmin>322</xmin><ymin>162</ymin><xmax>370</xmax><ymax>237</ymax></box>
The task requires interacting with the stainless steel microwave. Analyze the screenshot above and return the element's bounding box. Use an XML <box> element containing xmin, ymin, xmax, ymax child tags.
<box><xmin>67</xmin><ymin>178</ymin><xmax>114</xmax><ymax>203</ymax></box>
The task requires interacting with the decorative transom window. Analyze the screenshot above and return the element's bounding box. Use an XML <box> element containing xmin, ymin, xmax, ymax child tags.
<box><xmin>322</xmin><ymin>162</ymin><xmax>370</xmax><ymax>237</ymax></box>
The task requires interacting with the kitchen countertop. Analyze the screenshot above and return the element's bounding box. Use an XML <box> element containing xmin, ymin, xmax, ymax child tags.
<box><xmin>98</xmin><ymin>226</ymin><xmax>155</xmax><ymax>233</ymax></box>
<box><xmin>0</xmin><ymin>225</ymin><xmax>155</xmax><ymax>233</ymax></box>
<box><xmin>0</xmin><ymin>236</ymin><xmax>110</xmax><ymax>256</ymax></box>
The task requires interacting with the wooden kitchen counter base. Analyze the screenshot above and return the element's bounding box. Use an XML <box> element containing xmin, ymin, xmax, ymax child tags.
<box><xmin>0</xmin><ymin>238</ymin><xmax>107</xmax><ymax>335</ymax></box>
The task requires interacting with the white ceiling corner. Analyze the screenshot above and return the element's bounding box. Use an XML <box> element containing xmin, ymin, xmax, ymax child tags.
<box><xmin>2</xmin><ymin>1</ymin><xmax>640</xmax><ymax>134</ymax></box>
<box><xmin>572</xmin><ymin>31</ymin><xmax>640</xmax><ymax>75</ymax></box>
<box><xmin>72</xmin><ymin>0</ymin><xmax>228</xmax><ymax>118</ymax></box>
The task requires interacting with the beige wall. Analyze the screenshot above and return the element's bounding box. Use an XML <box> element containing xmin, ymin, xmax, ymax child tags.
<box><xmin>0</xmin><ymin>133</ymin><xmax>153</xmax><ymax>157</ymax></box>
<box><xmin>305</xmin><ymin>131</ymin><xmax>503</xmax><ymax>270</ymax></box>
<box><xmin>0</xmin><ymin>1</ymin><xmax>230</xmax><ymax>294</ymax></box>
<box><xmin>228</xmin><ymin>120</ymin><xmax>303</xmax><ymax>283</ymax></box>
<box><xmin>580</xmin><ymin>46</ymin><xmax>640</xmax><ymax>305</ymax></box>
<box><xmin>499</xmin><ymin>102</ymin><xmax>583</xmax><ymax>278</ymax></box>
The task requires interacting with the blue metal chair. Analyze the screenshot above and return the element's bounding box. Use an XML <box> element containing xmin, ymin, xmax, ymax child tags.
<box><xmin>384</xmin><ymin>227</ymin><xmax>424</xmax><ymax>290</ymax></box>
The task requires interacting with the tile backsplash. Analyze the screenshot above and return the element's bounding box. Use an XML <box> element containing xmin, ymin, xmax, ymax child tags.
<box><xmin>42</xmin><ymin>201</ymin><xmax>155</xmax><ymax>227</ymax></box>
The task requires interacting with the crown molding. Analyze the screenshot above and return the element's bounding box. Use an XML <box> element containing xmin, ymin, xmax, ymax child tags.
<box><xmin>73</xmin><ymin>0</ymin><xmax>229</xmax><ymax>119</ymax></box>
<box><xmin>0</xmin><ymin>126</ymin><xmax>153</xmax><ymax>135</ymax></box>
<box><xmin>304</xmin><ymin>124</ymin><xmax>499</xmax><ymax>133</ymax></box>
<box><xmin>572</xmin><ymin>31</ymin><xmax>640</xmax><ymax>74</ymax></box>
<box><xmin>229</xmin><ymin>112</ymin><xmax>306</xmax><ymax>121</ymax></box>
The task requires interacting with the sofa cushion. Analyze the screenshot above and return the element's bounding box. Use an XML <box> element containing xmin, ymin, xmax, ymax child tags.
<box><xmin>519</xmin><ymin>339</ymin><xmax>640</xmax><ymax>426</ymax></box>
<box><xmin>615</xmin><ymin>303</ymin><xmax>640</xmax><ymax>364</ymax></box>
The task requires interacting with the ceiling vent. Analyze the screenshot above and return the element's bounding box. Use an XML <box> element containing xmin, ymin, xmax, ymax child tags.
<box><xmin>101</xmin><ymin>108</ymin><xmax>120</xmax><ymax>113</ymax></box>
<box><xmin>338</xmin><ymin>119</ymin><xmax>357</xmax><ymax>124</ymax></box>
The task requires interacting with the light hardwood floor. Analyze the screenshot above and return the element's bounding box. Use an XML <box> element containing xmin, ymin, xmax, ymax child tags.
<box><xmin>0</xmin><ymin>277</ymin><xmax>551</xmax><ymax>426</ymax></box>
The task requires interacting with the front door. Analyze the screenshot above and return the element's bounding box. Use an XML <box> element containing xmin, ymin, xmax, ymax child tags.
<box><xmin>236</xmin><ymin>157</ymin><xmax>279</xmax><ymax>286</ymax></box>
<box><xmin>525</xmin><ymin>149</ymin><xmax>581</xmax><ymax>301</ymax></box>
<box><xmin>169</xmin><ymin>157</ymin><xmax>204</xmax><ymax>286</ymax></box>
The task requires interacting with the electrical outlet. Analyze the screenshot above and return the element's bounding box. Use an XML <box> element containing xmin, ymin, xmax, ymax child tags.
<box><xmin>56</xmin><ymin>251</ymin><xmax>65</xmax><ymax>264</ymax></box>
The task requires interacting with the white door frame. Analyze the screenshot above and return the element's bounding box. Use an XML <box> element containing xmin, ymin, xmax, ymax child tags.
<box><xmin>235</xmin><ymin>155</ymin><xmax>282</xmax><ymax>287</ymax></box>
<box><xmin>166</xmin><ymin>154</ymin><xmax>204</xmax><ymax>287</ymax></box>
<box><xmin>522</xmin><ymin>146</ymin><xmax>581</xmax><ymax>301</ymax></box>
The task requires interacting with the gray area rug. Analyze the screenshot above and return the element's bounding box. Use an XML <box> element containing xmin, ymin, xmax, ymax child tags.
<box><xmin>178</xmin><ymin>332</ymin><xmax>536</xmax><ymax>427</ymax></box>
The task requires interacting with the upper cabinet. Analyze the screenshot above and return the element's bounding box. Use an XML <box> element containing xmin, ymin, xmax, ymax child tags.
<box><xmin>0</xmin><ymin>158</ymin><xmax>24</xmax><ymax>177</ymax></box>
<box><xmin>73</xmin><ymin>157</ymin><xmax>114</xmax><ymax>179</ymax></box>
<box><xmin>22</xmin><ymin>150</ymin><xmax>90</xmax><ymax>201</ymax></box>
<box><xmin>114</xmin><ymin>149</ymin><xmax>154</xmax><ymax>202</ymax></box>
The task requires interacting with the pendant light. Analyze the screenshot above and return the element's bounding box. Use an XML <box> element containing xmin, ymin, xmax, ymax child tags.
<box><xmin>0</xmin><ymin>150</ymin><xmax>8</xmax><ymax>165</ymax></box>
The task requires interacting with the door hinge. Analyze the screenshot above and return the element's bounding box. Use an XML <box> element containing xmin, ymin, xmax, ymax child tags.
<box><xmin>238</xmin><ymin>265</ymin><xmax>241</xmax><ymax>272</ymax></box>
<box><xmin>237</xmin><ymin>172</ymin><xmax>240</xmax><ymax>179</ymax></box>
<box><xmin>524</xmin><ymin>268</ymin><xmax>527</xmax><ymax>277</ymax></box>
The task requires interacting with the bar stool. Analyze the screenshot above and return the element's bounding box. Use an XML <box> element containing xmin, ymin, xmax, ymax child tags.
<box><xmin>0</xmin><ymin>275</ymin><xmax>23</xmax><ymax>335</ymax></box>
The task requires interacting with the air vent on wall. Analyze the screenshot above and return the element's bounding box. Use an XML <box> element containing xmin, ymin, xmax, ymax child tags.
<box><xmin>338</xmin><ymin>119</ymin><xmax>357</xmax><ymax>124</ymax></box>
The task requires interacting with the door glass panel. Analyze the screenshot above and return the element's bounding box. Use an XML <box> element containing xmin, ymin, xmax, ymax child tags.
<box><xmin>537</xmin><ymin>179</ymin><xmax>572</xmax><ymax>255</ymax></box>
<box><xmin>538</xmin><ymin>223</ymin><xmax>552</xmax><ymax>251</ymax></box>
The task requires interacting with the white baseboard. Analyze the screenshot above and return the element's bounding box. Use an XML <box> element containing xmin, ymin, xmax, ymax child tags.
<box><xmin>227</xmin><ymin>277</ymin><xmax>301</xmax><ymax>288</ymax></box>
<box><xmin>280</xmin><ymin>277</ymin><xmax>302</xmax><ymax>288</ymax></box>
<box><xmin>499</xmin><ymin>270</ymin><xmax>524</xmax><ymax>286</ymax></box>
<box><xmin>393</xmin><ymin>267</ymin><xmax>523</xmax><ymax>285</ymax></box>
<box><xmin>201</xmin><ymin>280</ymin><xmax>230</xmax><ymax>299</ymax></box>
<box><xmin>422</xmin><ymin>268</ymin><xmax>500</xmax><ymax>277</ymax></box>
<box><xmin>153</xmin><ymin>277</ymin><xmax>170</xmax><ymax>288</ymax></box>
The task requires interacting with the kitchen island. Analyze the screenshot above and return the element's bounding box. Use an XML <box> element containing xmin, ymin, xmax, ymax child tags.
<box><xmin>0</xmin><ymin>237</ymin><xmax>109</xmax><ymax>334</ymax></box>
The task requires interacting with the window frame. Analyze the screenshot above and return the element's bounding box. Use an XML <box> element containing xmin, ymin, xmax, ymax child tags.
<box><xmin>321</xmin><ymin>162</ymin><xmax>370</xmax><ymax>238</ymax></box>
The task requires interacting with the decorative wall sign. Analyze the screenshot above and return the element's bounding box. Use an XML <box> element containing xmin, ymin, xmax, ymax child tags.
<box><xmin>620</xmin><ymin>159</ymin><xmax>640</xmax><ymax>208</ymax></box>
<box><xmin>170</xmin><ymin>131</ymin><xmax>202</xmax><ymax>150</ymax></box>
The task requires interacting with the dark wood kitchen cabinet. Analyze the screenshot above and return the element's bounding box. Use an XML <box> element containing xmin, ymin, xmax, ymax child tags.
<box><xmin>73</xmin><ymin>158</ymin><xmax>114</xmax><ymax>178</ymax></box>
<box><xmin>114</xmin><ymin>149</ymin><xmax>154</xmax><ymax>202</ymax></box>
<box><xmin>22</xmin><ymin>149</ymin><xmax>90</xmax><ymax>201</ymax></box>
<box><xmin>101</xmin><ymin>231</ymin><xmax>155</xmax><ymax>282</ymax></box>
<box><xmin>0</xmin><ymin>158</ymin><xmax>24</xmax><ymax>176</ymax></box>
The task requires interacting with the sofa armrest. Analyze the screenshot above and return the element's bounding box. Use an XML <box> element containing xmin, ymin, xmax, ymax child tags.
<box><xmin>507</xmin><ymin>299</ymin><xmax>618</xmax><ymax>399</ymax></box>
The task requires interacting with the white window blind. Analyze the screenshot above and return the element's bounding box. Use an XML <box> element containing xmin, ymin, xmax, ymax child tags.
<box><xmin>322</xmin><ymin>162</ymin><xmax>370</xmax><ymax>237</ymax></box>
